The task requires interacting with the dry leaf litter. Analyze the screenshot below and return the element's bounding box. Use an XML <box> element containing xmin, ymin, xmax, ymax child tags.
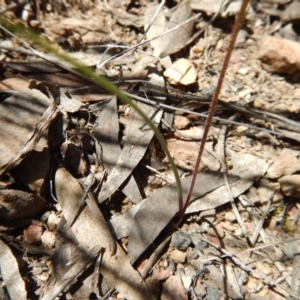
<box><xmin>0</xmin><ymin>0</ymin><xmax>300</xmax><ymax>299</ymax></box>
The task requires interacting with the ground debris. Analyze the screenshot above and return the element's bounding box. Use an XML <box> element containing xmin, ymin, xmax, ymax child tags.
<box><xmin>1</xmin><ymin>0</ymin><xmax>300</xmax><ymax>299</ymax></box>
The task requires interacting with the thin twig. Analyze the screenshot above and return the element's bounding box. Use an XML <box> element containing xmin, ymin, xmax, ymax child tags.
<box><xmin>204</xmin><ymin>238</ymin><xmax>300</xmax><ymax>299</ymax></box>
<box><xmin>96</xmin><ymin>13</ymin><xmax>200</xmax><ymax>68</ymax></box>
<box><xmin>124</xmin><ymin>91</ymin><xmax>300</xmax><ymax>142</ymax></box>
<box><xmin>138</xmin><ymin>0</ymin><xmax>166</xmax><ymax>44</ymax></box>
<box><xmin>181</xmin><ymin>0</ymin><xmax>251</xmax><ymax>219</ymax></box>
<box><xmin>219</xmin><ymin>116</ymin><xmax>250</xmax><ymax>243</ymax></box>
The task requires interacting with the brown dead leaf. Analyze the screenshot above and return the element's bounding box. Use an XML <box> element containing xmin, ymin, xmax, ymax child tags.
<box><xmin>0</xmin><ymin>89</ymin><xmax>50</xmax><ymax>170</ymax></box>
<box><xmin>98</xmin><ymin>100</ymin><xmax>163</xmax><ymax>203</ymax></box>
<box><xmin>127</xmin><ymin>171</ymin><xmax>239</xmax><ymax>263</ymax></box>
<box><xmin>9</xmin><ymin>143</ymin><xmax>49</xmax><ymax>194</ymax></box>
<box><xmin>0</xmin><ymin>81</ymin><xmax>61</xmax><ymax>177</ymax></box>
<box><xmin>186</xmin><ymin>177</ymin><xmax>254</xmax><ymax>213</ymax></box>
<box><xmin>145</xmin><ymin>1</ymin><xmax>195</xmax><ymax>57</ymax></box>
<box><xmin>93</xmin><ymin>96</ymin><xmax>142</xmax><ymax>203</ymax></box>
<box><xmin>0</xmin><ymin>239</ymin><xmax>27</xmax><ymax>300</ymax></box>
<box><xmin>54</xmin><ymin>167</ymin><xmax>154</xmax><ymax>299</ymax></box>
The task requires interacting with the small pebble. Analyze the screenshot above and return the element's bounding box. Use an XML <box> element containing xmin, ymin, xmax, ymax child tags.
<box><xmin>41</xmin><ymin>231</ymin><xmax>56</xmax><ymax>248</ymax></box>
<box><xmin>47</xmin><ymin>213</ymin><xmax>60</xmax><ymax>231</ymax></box>
<box><xmin>169</xmin><ymin>249</ymin><xmax>186</xmax><ymax>263</ymax></box>
<box><xmin>207</xmin><ymin>224</ymin><xmax>224</xmax><ymax>238</ymax></box>
<box><xmin>24</xmin><ymin>224</ymin><xmax>43</xmax><ymax>245</ymax></box>
<box><xmin>174</xmin><ymin>115</ymin><xmax>190</xmax><ymax>130</ymax></box>
<box><xmin>279</xmin><ymin>175</ymin><xmax>300</xmax><ymax>197</ymax></box>
<box><xmin>170</xmin><ymin>231</ymin><xmax>192</xmax><ymax>251</ymax></box>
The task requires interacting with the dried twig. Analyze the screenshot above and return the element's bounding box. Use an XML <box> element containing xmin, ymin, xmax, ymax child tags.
<box><xmin>219</xmin><ymin>116</ymin><xmax>250</xmax><ymax>243</ymax></box>
<box><xmin>181</xmin><ymin>0</ymin><xmax>251</xmax><ymax>218</ymax></box>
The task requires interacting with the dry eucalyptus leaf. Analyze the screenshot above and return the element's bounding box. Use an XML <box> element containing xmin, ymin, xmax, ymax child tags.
<box><xmin>55</xmin><ymin>167</ymin><xmax>115</xmax><ymax>253</ymax></box>
<box><xmin>0</xmin><ymin>89</ymin><xmax>50</xmax><ymax>170</ymax></box>
<box><xmin>127</xmin><ymin>171</ymin><xmax>239</xmax><ymax>263</ymax></box>
<box><xmin>186</xmin><ymin>177</ymin><xmax>254</xmax><ymax>213</ymax></box>
<box><xmin>54</xmin><ymin>167</ymin><xmax>154</xmax><ymax>299</ymax></box>
<box><xmin>98</xmin><ymin>100</ymin><xmax>163</xmax><ymax>203</ymax></box>
<box><xmin>0</xmin><ymin>81</ymin><xmax>62</xmax><ymax>177</ymax></box>
<box><xmin>9</xmin><ymin>141</ymin><xmax>49</xmax><ymax>194</ymax></box>
<box><xmin>0</xmin><ymin>239</ymin><xmax>27</xmax><ymax>300</ymax></box>
<box><xmin>60</xmin><ymin>92</ymin><xmax>84</xmax><ymax>113</ymax></box>
<box><xmin>0</xmin><ymin>190</ymin><xmax>46</xmax><ymax>220</ymax></box>
<box><xmin>93</xmin><ymin>96</ymin><xmax>142</xmax><ymax>203</ymax></box>
<box><xmin>145</xmin><ymin>1</ymin><xmax>194</xmax><ymax>57</ymax></box>
<box><xmin>164</xmin><ymin>58</ymin><xmax>197</xmax><ymax>85</ymax></box>
<box><xmin>229</xmin><ymin>151</ymin><xmax>270</xmax><ymax>181</ymax></box>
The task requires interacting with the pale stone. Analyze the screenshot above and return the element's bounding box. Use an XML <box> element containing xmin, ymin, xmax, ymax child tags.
<box><xmin>164</xmin><ymin>58</ymin><xmax>197</xmax><ymax>85</ymax></box>
<box><xmin>259</xmin><ymin>36</ymin><xmax>300</xmax><ymax>74</ymax></box>
<box><xmin>47</xmin><ymin>213</ymin><xmax>60</xmax><ymax>231</ymax></box>
<box><xmin>169</xmin><ymin>249</ymin><xmax>186</xmax><ymax>263</ymax></box>
<box><xmin>41</xmin><ymin>231</ymin><xmax>56</xmax><ymax>249</ymax></box>
<box><xmin>174</xmin><ymin>115</ymin><xmax>190</xmax><ymax>130</ymax></box>
<box><xmin>279</xmin><ymin>175</ymin><xmax>300</xmax><ymax>197</ymax></box>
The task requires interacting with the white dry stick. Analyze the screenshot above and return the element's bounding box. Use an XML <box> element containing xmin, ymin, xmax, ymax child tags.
<box><xmin>250</xmin><ymin>199</ymin><xmax>271</xmax><ymax>246</ymax></box>
<box><xmin>219</xmin><ymin>120</ymin><xmax>249</xmax><ymax>241</ymax></box>
<box><xmin>139</xmin><ymin>0</ymin><xmax>166</xmax><ymax>44</ymax></box>
<box><xmin>204</xmin><ymin>239</ymin><xmax>300</xmax><ymax>300</ymax></box>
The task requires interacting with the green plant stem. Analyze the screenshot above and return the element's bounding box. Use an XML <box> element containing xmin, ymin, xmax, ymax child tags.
<box><xmin>0</xmin><ymin>16</ymin><xmax>183</xmax><ymax>211</ymax></box>
<box><xmin>180</xmin><ymin>0</ymin><xmax>250</xmax><ymax>219</ymax></box>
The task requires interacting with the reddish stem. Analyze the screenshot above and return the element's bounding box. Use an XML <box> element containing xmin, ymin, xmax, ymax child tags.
<box><xmin>179</xmin><ymin>0</ymin><xmax>250</xmax><ymax>219</ymax></box>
